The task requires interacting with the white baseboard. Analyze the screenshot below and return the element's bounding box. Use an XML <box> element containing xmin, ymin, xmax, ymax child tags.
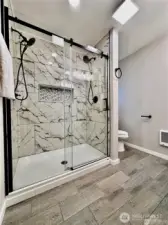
<box><xmin>0</xmin><ymin>200</ymin><xmax>6</xmax><ymax>225</ymax></box>
<box><xmin>110</xmin><ymin>158</ymin><xmax>120</xmax><ymax>165</ymax></box>
<box><xmin>125</xmin><ymin>142</ymin><xmax>168</xmax><ymax>160</ymax></box>
<box><xmin>6</xmin><ymin>158</ymin><xmax>110</xmax><ymax>207</ymax></box>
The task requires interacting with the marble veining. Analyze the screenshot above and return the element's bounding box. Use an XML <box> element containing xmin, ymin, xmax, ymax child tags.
<box><xmin>10</xmin><ymin>29</ymin><xmax>109</xmax><ymax>172</ymax></box>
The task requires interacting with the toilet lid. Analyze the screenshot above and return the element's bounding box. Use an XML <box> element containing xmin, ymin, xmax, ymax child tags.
<box><xmin>118</xmin><ymin>130</ymin><xmax>128</xmax><ymax>136</ymax></box>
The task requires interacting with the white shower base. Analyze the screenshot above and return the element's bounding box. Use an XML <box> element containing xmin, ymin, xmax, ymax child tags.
<box><xmin>13</xmin><ymin>144</ymin><xmax>105</xmax><ymax>190</ymax></box>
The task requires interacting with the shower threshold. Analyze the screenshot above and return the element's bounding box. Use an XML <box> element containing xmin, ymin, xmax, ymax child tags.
<box><xmin>13</xmin><ymin>144</ymin><xmax>106</xmax><ymax>190</ymax></box>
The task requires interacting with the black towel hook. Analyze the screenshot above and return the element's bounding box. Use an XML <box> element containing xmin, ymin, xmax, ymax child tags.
<box><xmin>115</xmin><ymin>68</ymin><xmax>122</xmax><ymax>79</ymax></box>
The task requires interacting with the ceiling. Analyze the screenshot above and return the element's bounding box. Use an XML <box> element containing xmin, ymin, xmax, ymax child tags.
<box><xmin>119</xmin><ymin>0</ymin><xmax>168</xmax><ymax>59</ymax></box>
<box><xmin>10</xmin><ymin>0</ymin><xmax>168</xmax><ymax>59</ymax></box>
<box><xmin>11</xmin><ymin>0</ymin><xmax>122</xmax><ymax>45</ymax></box>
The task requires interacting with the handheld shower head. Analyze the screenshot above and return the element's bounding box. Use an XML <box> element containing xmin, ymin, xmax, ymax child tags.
<box><xmin>12</xmin><ymin>28</ymin><xmax>36</xmax><ymax>101</ymax></box>
<box><xmin>83</xmin><ymin>55</ymin><xmax>98</xmax><ymax>105</ymax></box>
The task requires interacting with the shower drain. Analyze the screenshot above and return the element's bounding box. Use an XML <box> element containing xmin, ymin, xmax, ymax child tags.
<box><xmin>61</xmin><ymin>160</ymin><xmax>68</xmax><ymax>165</ymax></box>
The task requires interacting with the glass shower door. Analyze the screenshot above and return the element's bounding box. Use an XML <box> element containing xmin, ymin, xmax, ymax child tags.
<box><xmin>9</xmin><ymin>22</ymin><xmax>72</xmax><ymax>189</ymax></box>
<box><xmin>66</xmin><ymin>45</ymin><xmax>108</xmax><ymax>169</ymax></box>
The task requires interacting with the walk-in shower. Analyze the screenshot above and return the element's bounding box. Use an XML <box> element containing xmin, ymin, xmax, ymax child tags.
<box><xmin>6</xmin><ymin>15</ymin><xmax>109</xmax><ymax>192</ymax></box>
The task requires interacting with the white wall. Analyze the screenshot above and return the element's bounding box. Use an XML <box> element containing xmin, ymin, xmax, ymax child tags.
<box><xmin>119</xmin><ymin>1</ymin><xmax>168</xmax><ymax>60</ymax></box>
<box><xmin>119</xmin><ymin>34</ymin><xmax>168</xmax><ymax>156</ymax></box>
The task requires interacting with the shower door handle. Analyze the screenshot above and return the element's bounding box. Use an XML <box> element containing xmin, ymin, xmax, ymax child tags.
<box><xmin>103</xmin><ymin>98</ymin><xmax>108</xmax><ymax>111</ymax></box>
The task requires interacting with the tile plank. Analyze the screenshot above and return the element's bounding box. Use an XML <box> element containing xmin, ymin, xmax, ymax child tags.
<box><xmin>96</xmin><ymin>171</ymin><xmax>129</xmax><ymax>194</ymax></box>
<box><xmin>3</xmin><ymin>201</ymin><xmax>32</xmax><ymax>224</ymax></box>
<box><xmin>20</xmin><ymin>204</ymin><xmax>63</xmax><ymax>225</ymax></box>
<box><xmin>74</xmin><ymin>165</ymin><xmax>119</xmax><ymax>190</ymax></box>
<box><xmin>90</xmin><ymin>190</ymin><xmax>132</xmax><ymax>224</ymax></box>
<box><xmin>60</xmin><ymin>208</ymin><xmax>98</xmax><ymax>225</ymax></box>
<box><xmin>31</xmin><ymin>182</ymin><xmax>78</xmax><ymax>215</ymax></box>
<box><xmin>60</xmin><ymin>184</ymin><xmax>104</xmax><ymax>221</ymax></box>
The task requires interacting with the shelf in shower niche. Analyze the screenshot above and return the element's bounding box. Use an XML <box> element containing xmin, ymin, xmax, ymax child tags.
<box><xmin>39</xmin><ymin>84</ymin><xmax>73</xmax><ymax>103</ymax></box>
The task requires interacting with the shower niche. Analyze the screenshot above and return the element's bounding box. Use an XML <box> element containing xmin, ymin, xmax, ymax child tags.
<box><xmin>39</xmin><ymin>85</ymin><xmax>74</xmax><ymax>103</ymax></box>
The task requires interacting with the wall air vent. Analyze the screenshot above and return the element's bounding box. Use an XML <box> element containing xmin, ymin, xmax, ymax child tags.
<box><xmin>160</xmin><ymin>130</ymin><xmax>168</xmax><ymax>147</ymax></box>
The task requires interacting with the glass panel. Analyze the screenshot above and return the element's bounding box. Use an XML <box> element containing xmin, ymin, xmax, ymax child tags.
<box><xmin>63</xmin><ymin>42</ymin><xmax>73</xmax><ymax>170</ymax></box>
<box><xmin>9</xmin><ymin>22</ymin><xmax>68</xmax><ymax>190</ymax></box>
<box><xmin>70</xmin><ymin>46</ymin><xmax>108</xmax><ymax>169</ymax></box>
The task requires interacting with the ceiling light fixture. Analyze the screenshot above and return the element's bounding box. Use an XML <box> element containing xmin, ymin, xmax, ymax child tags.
<box><xmin>68</xmin><ymin>0</ymin><xmax>80</xmax><ymax>8</ymax></box>
<box><xmin>112</xmin><ymin>0</ymin><xmax>139</xmax><ymax>25</ymax></box>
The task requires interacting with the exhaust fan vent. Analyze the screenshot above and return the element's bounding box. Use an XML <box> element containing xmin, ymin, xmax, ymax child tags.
<box><xmin>160</xmin><ymin>130</ymin><xmax>168</xmax><ymax>147</ymax></box>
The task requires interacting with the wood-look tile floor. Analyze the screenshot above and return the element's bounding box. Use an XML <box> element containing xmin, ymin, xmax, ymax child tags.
<box><xmin>3</xmin><ymin>147</ymin><xmax>168</xmax><ymax>225</ymax></box>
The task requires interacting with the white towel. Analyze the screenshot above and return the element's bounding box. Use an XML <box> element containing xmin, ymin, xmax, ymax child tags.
<box><xmin>0</xmin><ymin>32</ymin><xmax>15</xmax><ymax>99</ymax></box>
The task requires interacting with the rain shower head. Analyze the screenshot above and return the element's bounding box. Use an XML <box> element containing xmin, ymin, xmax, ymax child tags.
<box><xmin>83</xmin><ymin>55</ymin><xmax>96</xmax><ymax>64</ymax></box>
<box><xmin>27</xmin><ymin>38</ymin><xmax>36</xmax><ymax>46</ymax></box>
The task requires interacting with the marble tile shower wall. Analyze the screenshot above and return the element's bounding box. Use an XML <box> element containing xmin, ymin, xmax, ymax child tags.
<box><xmin>95</xmin><ymin>34</ymin><xmax>110</xmax><ymax>154</ymax></box>
<box><xmin>10</xmin><ymin>30</ymin><xmax>108</xmax><ymax>165</ymax></box>
<box><xmin>72</xmin><ymin>46</ymin><xmax>108</xmax><ymax>155</ymax></box>
<box><xmin>86</xmin><ymin>56</ymin><xmax>108</xmax><ymax>154</ymax></box>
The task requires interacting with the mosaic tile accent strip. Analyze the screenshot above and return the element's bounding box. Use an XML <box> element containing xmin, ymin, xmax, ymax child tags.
<box><xmin>39</xmin><ymin>85</ymin><xmax>73</xmax><ymax>103</ymax></box>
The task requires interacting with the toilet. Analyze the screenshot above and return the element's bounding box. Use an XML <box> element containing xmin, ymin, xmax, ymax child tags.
<box><xmin>118</xmin><ymin>130</ymin><xmax>129</xmax><ymax>152</ymax></box>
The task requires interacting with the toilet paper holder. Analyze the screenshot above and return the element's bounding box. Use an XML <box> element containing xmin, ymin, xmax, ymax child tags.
<box><xmin>141</xmin><ymin>115</ymin><xmax>152</xmax><ymax>119</ymax></box>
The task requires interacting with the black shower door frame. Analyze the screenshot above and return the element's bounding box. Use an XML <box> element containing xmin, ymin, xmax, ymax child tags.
<box><xmin>1</xmin><ymin>5</ymin><xmax>13</xmax><ymax>195</ymax></box>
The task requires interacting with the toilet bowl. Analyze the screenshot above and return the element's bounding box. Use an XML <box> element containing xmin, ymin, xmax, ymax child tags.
<box><xmin>118</xmin><ymin>130</ymin><xmax>129</xmax><ymax>152</ymax></box>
